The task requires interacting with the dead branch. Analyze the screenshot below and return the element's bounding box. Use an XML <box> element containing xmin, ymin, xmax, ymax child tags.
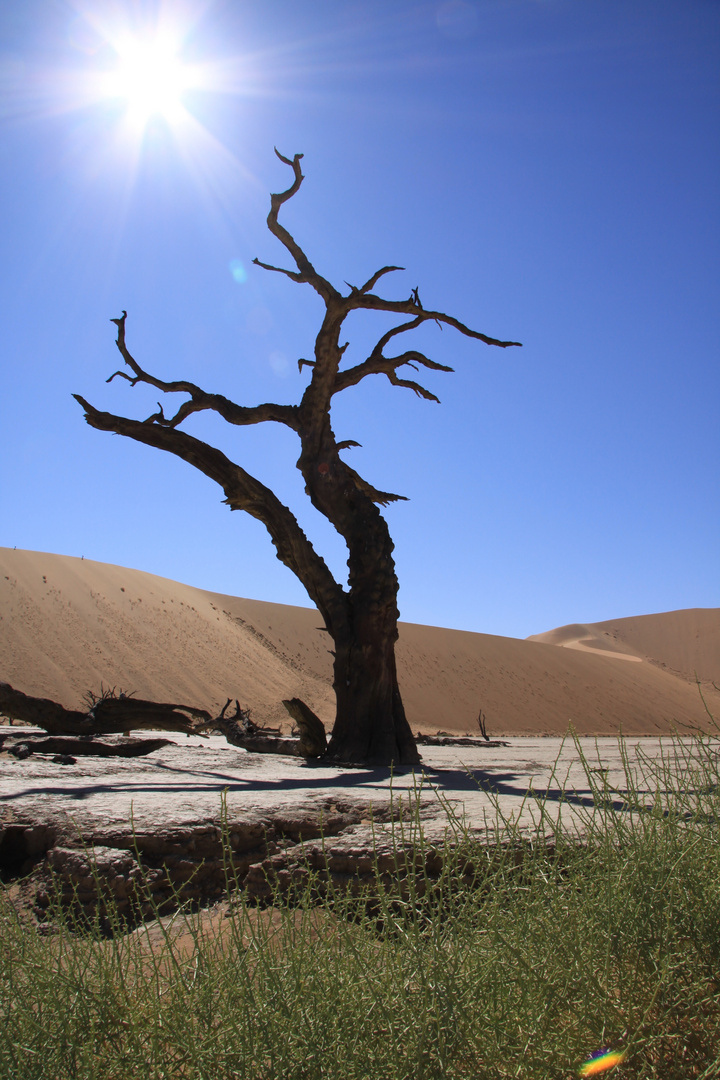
<box><xmin>350</xmin><ymin>295</ymin><xmax>523</xmax><ymax>348</ymax></box>
<box><xmin>264</xmin><ymin>149</ymin><xmax>339</xmax><ymax>304</ymax></box>
<box><xmin>476</xmin><ymin>708</ymin><xmax>490</xmax><ymax>742</ymax></box>
<box><xmin>415</xmin><ymin>733</ymin><xmax>509</xmax><ymax>748</ymax></box>
<box><xmin>107</xmin><ymin>311</ymin><xmax>299</xmax><ymax>432</ymax></box>
<box><xmin>358</xmin><ymin>265</ymin><xmax>405</xmax><ymax>294</ymax></box>
<box><xmin>334</xmin><ymin>306</ymin><xmax>516</xmax><ymax>401</ymax></box>
<box><xmin>71</xmin><ymin>395</ymin><xmax>348</xmax><ymax>631</ymax></box>
<box><xmin>251</xmin><ymin>257</ymin><xmax>306</xmax><ymax>283</ymax></box>
<box><xmin>341</xmin><ymin>463</ymin><xmax>408</xmax><ymax>505</ymax></box>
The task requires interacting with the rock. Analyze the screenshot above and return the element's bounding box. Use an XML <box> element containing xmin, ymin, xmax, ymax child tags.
<box><xmin>10</xmin><ymin>743</ymin><xmax>32</xmax><ymax>760</ymax></box>
<box><xmin>45</xmin><ymin>845</ymin><xmax>148</xmax><ymax>916</ymax></box>
<box><xmin>47</xmin><ymin>845</ymin><xmax>140</xmax><ymax>883</ymax></box>
<box><xmin>52</xmin><ymin>754</ymin><xmax>76</xmax><ymax>765</ymax></box>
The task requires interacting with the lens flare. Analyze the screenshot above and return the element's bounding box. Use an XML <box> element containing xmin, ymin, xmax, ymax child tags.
<box><xmin>229</xmin><ymin>259</ymin><xmax>247</xmax><ymax>284</ymax></box>
<box><xmin>579</xmin><ymin>1048</ymin><xmax>626</xmax><ymax>1076</ymax></box>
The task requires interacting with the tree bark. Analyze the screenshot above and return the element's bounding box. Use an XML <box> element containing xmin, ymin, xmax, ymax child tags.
<box><xmin>314</xmin><ymin>461</ymin><xmax>419</xmax><ymax>766</ymax></box>
<box><xmin>328</xmin><ymin>626</ymin><xmax>418</xmax><ymax>765</ymax></box>
<box><xmin>281</xmin><ymin>698</ymin><xmax>328</xmax><ymax>757</ymax></box>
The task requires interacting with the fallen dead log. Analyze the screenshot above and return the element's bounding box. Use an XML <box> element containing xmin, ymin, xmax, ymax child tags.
<box><xmin>415</xmin><ymin>734</ymin><xmax>510</xmax><ymax>748</ymax></box>
<box><xmin>216</xmin><ymin>733</ymin><xmax>305</xmax><ymax>757</ymax></box>
<box><xmin>0</xmin><ymin>683</ymin><xmax>324</xmax><ymax>758</ymax></box>
<box><xmin>198</xmin><ymin>696</ymin><xmax>315</xmax><ymax>756</ymax></box>
<box><xmin>0</xmin><ymin>682</ymin><xmax>208</xmax><ymax>737</ymax></box>
<box><xmin>0</xmin><ymin>733</ymin><xmax>172</xmax><ymax>758</ymax></box>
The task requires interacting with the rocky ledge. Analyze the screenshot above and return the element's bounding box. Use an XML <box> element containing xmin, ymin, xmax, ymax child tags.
<box><xmin>2</xmin><ymin>794</ymin><xmax>459</xmax><ymax>928</ymax></box>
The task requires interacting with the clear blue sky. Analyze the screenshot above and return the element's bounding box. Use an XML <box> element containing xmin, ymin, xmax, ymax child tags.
<box><xmin>1</xmin><ymin>0</ymin><xmax>718</xmax><ymax>639</ymax></box>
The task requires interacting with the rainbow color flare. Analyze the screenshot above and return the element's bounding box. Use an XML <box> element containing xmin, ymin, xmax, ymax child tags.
<box><xmin>578</xmin><ymin>1049</ymin><xmax>626</xmax><ymax>1076</ymax></box>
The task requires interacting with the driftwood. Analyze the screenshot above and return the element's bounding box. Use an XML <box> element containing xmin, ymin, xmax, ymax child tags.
<box><xmin>207</xmin><ymin>700</ymin><xmax>307</xmax><ymax>757</ymax></box>
<box><xmin>198</xmin><ymin>696</ymin><xmax>310</xmax><ymax>757</ymax></box>
<box><xmin>414</xmin><ymin>708</ymin><xmax>507</xmax><ymax>747</ymax></box>
<box><xmin>0</xmin><ymin>683</ymin><xmax>322</xmax><ymax>759</ymax></box>
<box><xmin>217</xmin><ymin>733</ymin><xmax>306</xmax><ymax>757</ymax></box>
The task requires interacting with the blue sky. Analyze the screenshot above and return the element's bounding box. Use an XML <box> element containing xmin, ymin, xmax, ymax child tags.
<box><xmin>1</xmin><ymin>0</ymin><xmax>718</xmax><ymax>639</ymax></box>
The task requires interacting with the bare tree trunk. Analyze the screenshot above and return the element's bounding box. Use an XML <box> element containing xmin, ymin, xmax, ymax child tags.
<box><xmin>317</xmin><ymin>487</ymin><xmax>419</xmax><ymax>766</ymax></box>
<box><xmin>328</xmin><ymin>626</ymin><xmax>418</xmax><ymax>765</ymax></box>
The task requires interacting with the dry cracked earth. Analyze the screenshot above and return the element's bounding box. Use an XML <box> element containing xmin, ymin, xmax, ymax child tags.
<box><xmin>0</xmin><ymin>729</ymin><xmax>678</xmax><ymax>928</ymax></box>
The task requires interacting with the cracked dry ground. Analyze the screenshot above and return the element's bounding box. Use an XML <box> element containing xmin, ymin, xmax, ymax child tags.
<box><xmin>0</xmin><ymin>729</ymin><xmax>675</xmax><ymax>931</ymax></box>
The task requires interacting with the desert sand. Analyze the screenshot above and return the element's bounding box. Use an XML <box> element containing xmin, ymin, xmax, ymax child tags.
<box><xmin>1</xmin><ymin>547</ymin><xmax>718</xmax><ymax>737</ymax></box>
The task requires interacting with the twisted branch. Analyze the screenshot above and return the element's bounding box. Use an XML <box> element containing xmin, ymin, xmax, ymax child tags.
<box><xmin>351</xmin><ymin>296</ymin><xmax>522</xmax><ymax>348</ymax></box>
<box><xmin>262</xmin><ymin>149</ymin><xmax>339</xmax><ymax>304</ymax></box>
<box><xmin>341</xmin><ymin>463</ymin><xmax>408</xmax><ymax>506</ymax></box>
<box><xmin>259</xmin><ymin>152</ymin><xmax>521</xmax><ymax>422</ymax></box>
<box><xmin>333</xmin><ymin>299</ymin><xmax>519</xmax><ymax>400</ymax></box>
<box><xmin>336</xmin><ymin>347</ymin><xmax>453</xmax><ymax>402</ymax></box>
<box><xmin>72</xmin><ymin>395</ymin><xmax>348</xmax><ymax>630</ymax></box>
<box><xmin>347</xmin><ymin>263</ymin><xmax>408</xmax><ymax>293</ymax></box>
<box><xmin>106</xmin><ymin>311</ymin><xmax>299</xmax><ymax>431</ymax></box>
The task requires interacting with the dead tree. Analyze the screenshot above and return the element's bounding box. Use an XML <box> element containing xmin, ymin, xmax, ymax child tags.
<box><xmin>0</xmin><ymin>681</ymin><xmax>206</xmax><ymax>737</ymax></box>
<box><xmin>0</xmin><ymin>683</ymin><xmax>315</xmax><ymax>757</ymax></box>
<box><xmin>476</xmin><ymin>707</ymin><xmax>491</xmax><ymax>742</ymax></box>
<box><xmin>74</xmin><ymin>151</ymin><xmax>520</xmax><ymax>766</ymax></box>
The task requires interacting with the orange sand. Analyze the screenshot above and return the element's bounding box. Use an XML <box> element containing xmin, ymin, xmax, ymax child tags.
<box><xmin>1</xmin><ymin>548</ymin><xmax>718</xmax><ymax>736</ymax></box>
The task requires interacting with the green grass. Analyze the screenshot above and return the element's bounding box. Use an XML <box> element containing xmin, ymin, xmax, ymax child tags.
<box><xmin>2</xmin><ymin>727</ymin><xmax>719</xmax><ymax>1080</ymax></box>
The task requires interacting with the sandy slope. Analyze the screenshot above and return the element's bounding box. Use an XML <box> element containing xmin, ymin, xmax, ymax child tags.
<box><xmin>1</xmin><ymin>548</ymin><xmax>718</xmax><ymax>736</ymax></box>
<box><xmin>527</xmin><ymin>610</ymin><xmax>720</xmax><ymax>682</ymax></box>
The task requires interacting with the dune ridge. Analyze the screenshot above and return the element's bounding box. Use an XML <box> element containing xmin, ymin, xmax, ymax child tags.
<box><xmin>1</xmin><ymin>548</ymin><xmax>718</xmax><ymax>736</ymax></box>
<box><xmin>528</xmin><ymin>610</ymin><xmax>720</xmax><ymax>682</ymax></box>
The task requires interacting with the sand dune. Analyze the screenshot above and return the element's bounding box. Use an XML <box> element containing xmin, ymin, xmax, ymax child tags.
<box><xmin>1</xmin><ymin>548</ymin><xmax>718</xmax><ymax>737</ymax></box>
<box><xmin>528</xmin><ymin>610</ymin><xmax>719</xmax><ymax>682</ymax></box>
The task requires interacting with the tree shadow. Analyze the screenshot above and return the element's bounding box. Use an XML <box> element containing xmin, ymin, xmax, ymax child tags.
<box><xmin>0</xmin><ymin>756</ymin><xmax>632</xmax><ymax>813</ymax></box>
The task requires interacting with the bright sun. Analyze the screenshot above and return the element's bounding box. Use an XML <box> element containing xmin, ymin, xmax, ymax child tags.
<box><xmin>104</xmin><ymin>37</ymin><xmax>194</xmax><ymax>125</ymax></box>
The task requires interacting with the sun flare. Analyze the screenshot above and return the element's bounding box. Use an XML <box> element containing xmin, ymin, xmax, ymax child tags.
<box><xmin>103</xmin><ymin>36</ymin><xmax>195</xmax><ymax>125</ymax></box>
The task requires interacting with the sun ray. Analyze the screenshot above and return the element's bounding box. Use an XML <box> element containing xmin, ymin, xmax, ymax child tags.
<box><xmin>3</xmin><ymin>2</ymin><xmax>295</xmax><ymax>269</ymax></box>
